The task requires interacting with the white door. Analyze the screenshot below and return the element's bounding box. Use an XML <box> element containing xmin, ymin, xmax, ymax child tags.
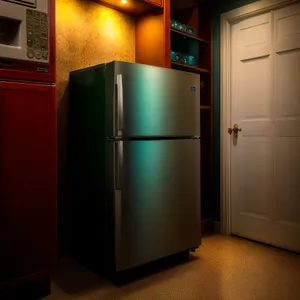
<box><xmin>230</xmin><ymin>3</ymin><xmax>300</xmax><ymax>252</ymax></box>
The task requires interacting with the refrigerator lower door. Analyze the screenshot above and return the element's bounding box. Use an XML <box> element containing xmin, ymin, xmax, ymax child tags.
<box><xmin>109</xmin><ymin>61</ymin><xmax>200</xmax><ymax>138</ymax></box>
<box><xmin>110</xmin><ymin>139</ymin><xmax>201</xmax><ymax>272</ymax></box>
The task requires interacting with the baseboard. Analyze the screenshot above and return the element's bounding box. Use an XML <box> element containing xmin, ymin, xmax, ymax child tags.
<box><xmin>0</xmin><ymin>276</ymin><xmax>50</xmax><ymax>300</ymax></box>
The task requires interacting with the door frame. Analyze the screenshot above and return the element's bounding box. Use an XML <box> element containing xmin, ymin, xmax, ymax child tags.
<box><xmin>220</xmin><ymin>0</ymin><xmax>298</xmax><ymax>235</ymax></box>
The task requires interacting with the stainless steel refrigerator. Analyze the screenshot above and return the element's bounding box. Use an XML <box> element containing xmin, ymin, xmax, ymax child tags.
<box><xmin>69</xmin><ymin>61</ymin><xmax>201</xmax><ymax>277</ymax></box>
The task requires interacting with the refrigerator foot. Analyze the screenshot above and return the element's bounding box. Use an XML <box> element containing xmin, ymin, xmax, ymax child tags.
<box><xmin>190</xmin><ymin>246</ymin><xmax>200</xmax><ymax>252</ymax></box>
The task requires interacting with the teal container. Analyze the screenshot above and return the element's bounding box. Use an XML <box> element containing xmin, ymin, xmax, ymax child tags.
<box><xmin>171</xmin><ymin>51</ymin><xmax>196</xmax><ymax>66</ymax></box>
<box><xmin>187</xmin><ymin>55</ymin><xmax>196</xmax><ymax>66</ymax></box>
<box><xmin>170</xmin><ymin>19</ymin><xmax>187</xmax><ymax>32</ymax></box>
<box><xmin>171</xmin><ymin>19</ymin><xmax>197</xmax><ymax>36</ymax></box>
<box><xmin>170</xmin><ymin>51</ymin><xmax>177</xmax><ymax>61</ymax></box>
<box><xmin>186</xmin><ymin>26</ymin><xmax>197</xmax><ymax>36</ymax></box>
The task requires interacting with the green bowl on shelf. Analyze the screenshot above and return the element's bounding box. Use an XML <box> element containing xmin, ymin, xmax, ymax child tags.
<box><xmin>170</xmin><ymin>19</ymin><xmax>187</xmax><ymax>32</ymax></box>
<box><xmin>186</xmin><ymin>26</ymin><xmax>197</xmax><ymax>36</ymax></box>
<box><xmin>171</xmin><ymin>51</ymin><xmax>196</xmax><ymax>66</ymax></box>
<box><xmin>171</xmin><ymin>19</ymin><xmax>197</xmax><ymax>36</ymax></box>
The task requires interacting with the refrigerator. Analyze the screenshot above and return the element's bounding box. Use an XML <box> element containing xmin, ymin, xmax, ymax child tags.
<box><xmin>69</xmin><ymin>61</ymin><xmax>201</xmax><ymax>277</ymax></box>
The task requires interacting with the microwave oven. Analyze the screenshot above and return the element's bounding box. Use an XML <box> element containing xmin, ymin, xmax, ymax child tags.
<box><xmin>0</xmin><ymin>0</ymin><xmax>49</xmax><ymax>64</ymax></box>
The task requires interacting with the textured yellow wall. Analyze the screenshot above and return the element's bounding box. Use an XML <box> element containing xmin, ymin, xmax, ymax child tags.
<box><xmin>56</xmin><ymin>0</ymin><xmax>135</xmax><ymax>101</ymax></box>
<box><xmin>56</xmin><ymin>0</ymin><xmax>135</xmax><ymax>254</ymax></box>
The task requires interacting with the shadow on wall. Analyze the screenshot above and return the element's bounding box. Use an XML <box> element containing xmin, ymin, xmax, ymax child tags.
<box><xmin>56</xmin><ymin>0</ymin><xmax>136</xmax><ymax>256</ymax></box>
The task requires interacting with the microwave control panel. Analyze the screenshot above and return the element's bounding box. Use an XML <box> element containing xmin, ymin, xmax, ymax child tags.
<box><xmin>26</xmin><ymin>9</ymin><xmax>49</xmax><ymax>62</ymax></box>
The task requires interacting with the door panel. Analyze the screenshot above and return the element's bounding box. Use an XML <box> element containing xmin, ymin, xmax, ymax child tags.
<box><xmin>239</xmin><ymin>57</ymin><xmax>272</xmax><ymax>120</ymax></box>
<box><xmin>231</xmin><ymin>136</ymin><xmax>274</xmax><ymax>242</ymax></box>
<box><xmin>231</xmin><ymin>15</ymin><xmax>274</xmax><ymax>243</ymax></box>
<box><xmin>273</xmin><ymin>3</ymin><xmax>300</xmax><ymax>251</ymax></box>
<box><xmin>231</xmin><ymin>3</ymin><xmax>300</xmax><ymax>252</ymax></box>
<box><xmin>113</xmin><ymin>62</ymin><xmax>200</xmax><ymax>137</ymax></box>
<box><xmin>0</xmin><ymin>82</ymin><xmax>56</xmax><ymax>283</ymax></box>
<box><xmin>275</xmin><ymin>51</ymin><xmax>300</xmax><ymax>120</ymax></box>
<box><xmin>275</xmin><ymin>3</ymin><xmax>300</xmax><ymax>53</ymax></box>
<box><xmin>237</xmin><ymin>13</ymin><xmax>272</xmax><ymax>61</ymax></box>
<box><xmin>112</xmin><ymin>139</ymin><xmax>201</xmax><ymax>271</ymax></box>
<box><xmin>275</xmin><ymin>137</ymin><xmax>300</xmax><ymax>252</ymax></box>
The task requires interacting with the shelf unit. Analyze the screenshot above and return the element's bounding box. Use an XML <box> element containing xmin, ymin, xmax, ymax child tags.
<box><xmin>171</xmin><ymin>61</ymin><xmax>209</xmax><ymax>74</ymax></box>
<box><xmin>200</xmin><ymin>106</ymin><xmax>210</xmax><ymax>110</ymax></box>
<box><xmin>170</xmin><ymin>0</ymin><xmax>213</xmax><ymax>226</ymax></box>
<box><xmin>171</xmin><ymin>28</ymin><xmax>209</xmax><ymax>44</ymax></box>
<box><xmin>91</xmin><ymin>0</ymin><xmax>214</xmax><ymax>231</ymax></box>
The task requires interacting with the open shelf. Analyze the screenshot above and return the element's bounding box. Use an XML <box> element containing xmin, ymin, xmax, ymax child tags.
<box><xmin>171</xmin><ymin>28</ymin><xmax>209</xmax><ymax>44</ymax></box>
<box><xmin>171</xmin><ymin>0</ymin><xmax>197</xmax><ymax>11</ymax></box>
<box><xmin>171</xmin><ymin>61</ymin><xmax>210</xmax><ymax>74</ymax></box>
<box><xmin>200</xmin><ymin>105</ymin><xmax>210</xmax><ymax>110</ymax></box>
<box><xmin>170</xmin><ymin>0</ymin><xmax>213</xmax><ymax>224</ymax></box>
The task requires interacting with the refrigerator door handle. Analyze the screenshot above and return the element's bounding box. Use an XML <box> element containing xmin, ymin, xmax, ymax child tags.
<box><xmin>116</xmin><ymin>74</ymin><xmax>124</xmax><ymax>136</ymax></box>
<box><xmin>115</xmin><ymin>141</ymin><xmax>123</xmax><ymax>190</ymax></box>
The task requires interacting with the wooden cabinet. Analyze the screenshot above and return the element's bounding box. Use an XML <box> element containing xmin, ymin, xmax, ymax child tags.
<box><xmin>145</xmin><ymin>0</ymin><xmax>162</xmax><ymax>7</ymax></box>
<box><xmin>0</xmin><ymin>81</ymin><xmax>56</xmax><ymax>297</ymax></box>
<box><xmin>93</xmin><ymin>0</ymin><xmax>163</xmax><ymax>15</ymax></box>
<box><xmin>135</xmin><ymin>0</ymin><xmax>170</xmax><ymax>68</ymax></box>
<box><xmin>97</xmin><ymin>0</ymin><xmax>214</xmax><ymax>230</ymax></box>
<box><xmin>169</xmin><ymin>0</ymin><xmax>214</xmax><ymax>229</ymax></box>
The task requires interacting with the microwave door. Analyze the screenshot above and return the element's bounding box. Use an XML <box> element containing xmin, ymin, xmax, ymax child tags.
<box><xmin>0</xmin><ymin>1</ymin><xmax>49</xmax><ymax>63</ymax></box>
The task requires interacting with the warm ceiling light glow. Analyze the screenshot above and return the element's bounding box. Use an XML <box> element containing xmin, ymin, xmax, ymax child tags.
<box><xmin>121</xmin><ymin>0</ymin><xmax>127</xmax><ymax>3</ymax></box>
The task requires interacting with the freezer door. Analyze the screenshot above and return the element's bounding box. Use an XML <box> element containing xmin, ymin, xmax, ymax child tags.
<box><xmin>111</xmin><ymin>139</ymin><xmax>201</xmax><ymax>271</ymax></box>
<box><xmin>112</xmin><ymin>62</ymin><xmax>200</xmax><ymax>138</ymax></box>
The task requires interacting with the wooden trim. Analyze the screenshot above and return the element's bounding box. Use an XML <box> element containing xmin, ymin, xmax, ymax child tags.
<box><xmin>50</xmin><ymin>0</ymin><xmax>56</xmax><ymax>82</ymax></box>
<box><xmin>209</xmin><ymin>2</ymin><xmax>213</xmax><ymax>222</ymax></box>
<box><xmin>146</xmin><ymin>0</ymin><xmax>163</xmax><ymax>8</ymax></box>
<box><xmin>171</xmin><ymin>29</ymin><xmax>209</xmax><ymax>43</ymax></box>
<box><xmin>220</xmin><ymin>0</ymin><xmax>298</xmax><ymax>235</ymax></box>
<box><xmin>164</xmin><ymin>0</ymin><xmax>171</xmax><ymax>68</ymax></box>
<box><xmin>221</xmin><ymin>0</ymin><xmax>298</xmax><ymax>22</ymax></box>
<box><xmin>171</xmin><ymin>62</ymin><xmax>210</xmax><ymax>73</ymax></box>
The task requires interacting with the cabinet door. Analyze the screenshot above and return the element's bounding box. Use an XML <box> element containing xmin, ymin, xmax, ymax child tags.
<box><xmin>145</xmin><ymin>0</ymin><xmax>162</xmax><ymax>7</ymax></box>
<box><xmin>0</xmin><ymin>82</ymin><xmax>56</xmax><ymax>284</ymax></box>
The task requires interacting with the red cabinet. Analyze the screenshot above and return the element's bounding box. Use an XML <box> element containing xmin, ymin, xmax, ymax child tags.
<box><xmin>0</xmin><ymin>81</ymin><xmax>56</xmax><ymax>294</ymax></box>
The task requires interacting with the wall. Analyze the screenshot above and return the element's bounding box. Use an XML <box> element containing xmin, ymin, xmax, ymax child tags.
<box><xmin>212</xmin><ymin>0</ymin><xmax>257</xmax><ymax>221</ymax></box>
<box><xmin>56</xmin><ymin>0</ymin><xmax>136</xmax><ymax>255</ymax></box>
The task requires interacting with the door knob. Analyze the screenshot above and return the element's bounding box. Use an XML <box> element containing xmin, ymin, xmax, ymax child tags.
<box><xmin>228</xmin><ymin>124</ymin><xmax>242</xmax><ymax>135</ymax></box>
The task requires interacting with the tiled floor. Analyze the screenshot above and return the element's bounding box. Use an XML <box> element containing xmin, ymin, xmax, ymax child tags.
<box><xmin>44</xmin><ymin>234</ymin><xmax>300</xmax><ymax>300</ymax></box>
